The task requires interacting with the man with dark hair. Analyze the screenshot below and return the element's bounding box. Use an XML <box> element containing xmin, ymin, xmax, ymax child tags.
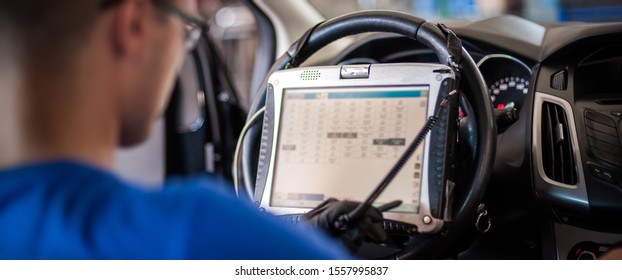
<box><xmin>0</xmin><ymin>0</ymin><xmax>353</xmax><ymax>259</ymax></box>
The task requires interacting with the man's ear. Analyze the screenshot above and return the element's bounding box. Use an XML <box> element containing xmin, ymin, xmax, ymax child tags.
<box><xmin>111</xmin><ymin>0</ymin><xmax>147</xmax><ymax>57</ymax></box>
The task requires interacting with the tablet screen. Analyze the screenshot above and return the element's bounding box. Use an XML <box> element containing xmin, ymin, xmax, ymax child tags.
<box><xmin>270</xmin><ymin>86</ymin><xmax>429</xmax><ymax>214</ymax></box>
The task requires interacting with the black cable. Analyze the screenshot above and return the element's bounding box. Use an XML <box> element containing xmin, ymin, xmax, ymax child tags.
<box><xmin>335</xmin><ymin>94</ymin><xmax>453</xmax><ymax>230</ymax></box>
<box><xmin>233</xmin><ymin>107</ymin><xmax>266</xmax><ymax>199</ymax></box>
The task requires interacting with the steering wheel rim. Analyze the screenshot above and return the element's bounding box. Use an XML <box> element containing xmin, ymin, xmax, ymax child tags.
<box><xmin>243</xmin><ymin>10</ymin><xmax>496</xmax><ymax>259</ymax></box>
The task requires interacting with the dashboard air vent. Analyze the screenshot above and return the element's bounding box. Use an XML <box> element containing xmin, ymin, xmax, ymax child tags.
<box><xmin>550</xmin><ymin>69</ymin><xmax>568</xmax><ymax>91</ymax></box>
<box><xmin>541</xmin><ymin>102</ymin><xmax>578</xmax><ymax>185</ymax></box>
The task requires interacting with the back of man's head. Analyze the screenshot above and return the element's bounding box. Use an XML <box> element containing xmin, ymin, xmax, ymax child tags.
<box><xmin>1</xmin><ymin>0</ymin><xmax>199</xmax><ymax>168</ymax></box>
<box><xmin>0</xmin><ymin>1</ymin><xmax>99</xmax><ymax>71</ymax></box>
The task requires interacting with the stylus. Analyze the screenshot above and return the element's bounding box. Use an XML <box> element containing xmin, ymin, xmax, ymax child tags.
<box><xmin>377</xmin><ymin>200</ymin><xmax>402</xmax><ymax>212</ymax></box>
<box><xmin>335</xmin><ymin>92</ymin><xmax>455</xmax><ymax>231</ymax></box>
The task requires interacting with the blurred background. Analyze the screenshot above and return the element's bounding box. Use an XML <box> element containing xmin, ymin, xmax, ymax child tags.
<box><xmin>204</xmin><ymin>0</ymin><xmax>622</xmax><ymax>110</ymax></box>
<box><xmin>115</xmin><ymin>0</ymin><xmax>622</xmax><ymax>184</ymax></box>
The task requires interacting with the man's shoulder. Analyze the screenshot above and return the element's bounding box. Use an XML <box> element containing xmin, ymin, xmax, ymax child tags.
<box><xmin>0</xmin><ymin>160</ymin><xmax>232</xmax><ymax>195</ymax></box>
<box><xmin>0</xmin><ymin>160</ymin><xmax>130</xmax><ymax>196</ymax></box>
<box><xmin>0</xmin><ymin>160</ymin><xmax>350</xmax><ymax>259</ymax></box>
<box><xmin>0</xmin><ymin>160</ymin><xmax>127</xmax><ymax>184</ymax></box>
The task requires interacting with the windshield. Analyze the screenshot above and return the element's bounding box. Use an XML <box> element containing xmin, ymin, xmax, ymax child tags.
<box><xmin>309</xmin><ymin>0</ymin><xmax>622</xmax><ymax>22</ymax></box>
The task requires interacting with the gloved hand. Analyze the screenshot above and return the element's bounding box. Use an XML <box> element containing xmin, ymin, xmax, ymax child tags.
<box><xmin>304</xmin><ymin>198</ymin><xmax>387</xmax><ymax>252</ymax></box>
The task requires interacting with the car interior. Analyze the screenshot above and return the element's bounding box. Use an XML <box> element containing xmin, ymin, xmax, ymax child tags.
<box><xmin>114</xmin><ymin>0</ymin><xmax>622</xmax><ymax>259</ymax></box>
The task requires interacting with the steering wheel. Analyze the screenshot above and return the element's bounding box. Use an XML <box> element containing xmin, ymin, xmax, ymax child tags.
<box><xmin>241</xmin><ymin>10</ymin><xmax>496</xmax><ymax>259</ymax></box>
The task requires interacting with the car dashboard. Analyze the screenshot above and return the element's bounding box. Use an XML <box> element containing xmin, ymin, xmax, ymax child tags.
<box><xmin>300</xmin><ymin>15</ymin><xmax>622</xmax><ymax>259</ymax></box>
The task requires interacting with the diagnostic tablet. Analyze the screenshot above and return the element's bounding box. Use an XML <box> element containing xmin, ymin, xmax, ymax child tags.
<box><xmin>255</xmin><ymin>63</ymin><xmax>457</xmax><ymax>233</ymax></box>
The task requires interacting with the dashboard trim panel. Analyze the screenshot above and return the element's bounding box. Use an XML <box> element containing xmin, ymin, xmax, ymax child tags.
<box><xmin>532</xmin><ymin>92</ymin><xmax>589</xmax><ymax>214</ymax></box>
<box><xmin>476</xmin><ymin>54</ymin><xmax>532</xmax><ymax>74</ymax></box>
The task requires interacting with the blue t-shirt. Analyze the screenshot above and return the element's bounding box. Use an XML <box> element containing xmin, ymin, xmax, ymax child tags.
<box><xmin>0</xmin><ymin>161</ymin><xmax>350</xmax><ymax>259</ymax></box>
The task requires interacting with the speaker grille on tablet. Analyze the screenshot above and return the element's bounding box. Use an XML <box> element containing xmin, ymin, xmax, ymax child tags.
<box><xmin>300</xmin><ymin>70</ymin><xmax>321</xmax><ymax>80</ymax></box>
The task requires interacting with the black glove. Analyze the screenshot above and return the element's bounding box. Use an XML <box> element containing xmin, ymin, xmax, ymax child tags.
<box><xmin>304</xmin><ymin>198</ymin><xmax>387</xmax><ymax>252</ymax></box>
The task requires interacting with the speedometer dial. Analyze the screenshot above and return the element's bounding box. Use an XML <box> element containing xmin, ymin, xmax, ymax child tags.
<box><xmin>477</xmin><ymin>54</ymin><xmax>532</xmax><ymax>110</ymax></box>
<box><xmin>489</xmin><ymin>76</ymin><xmax>529</xmax><ymax>109</ymax></box>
